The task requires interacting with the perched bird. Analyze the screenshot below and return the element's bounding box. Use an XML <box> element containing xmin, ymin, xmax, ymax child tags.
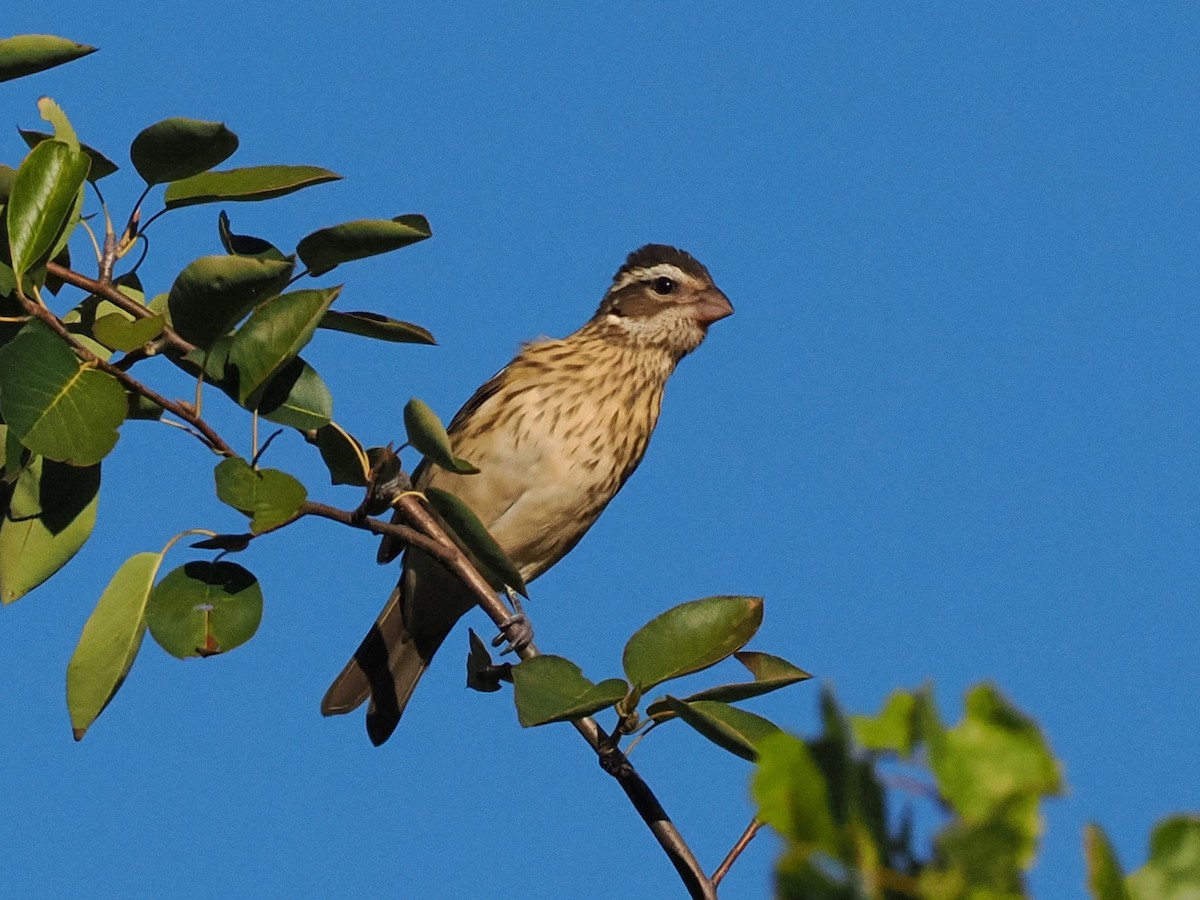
<box><xmin>322</xmin><ymin>244</ymin><xmax>733</xmax><ymax>745</ymax></box>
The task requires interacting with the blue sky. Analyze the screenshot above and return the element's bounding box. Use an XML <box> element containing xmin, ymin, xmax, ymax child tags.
<box><xmin>5</xmin><ymin>3</ymin><xmax>1198</xmax><ymax>897</ymax></box>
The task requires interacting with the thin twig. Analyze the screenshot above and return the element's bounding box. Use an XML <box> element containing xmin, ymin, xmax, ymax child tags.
<box><xmin>711</xmin><ymin>818</ymin><xmax>764</xmax><ymax>888</ymax></box>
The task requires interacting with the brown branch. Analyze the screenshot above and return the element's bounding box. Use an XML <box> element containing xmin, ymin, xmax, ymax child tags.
<box><xmin>711</xmin><ymin>818</ymin><xmax>764</xmax><ymax>888</ymax></box>
<box><xmin>14</xmin><ymin>294</ymin><xmax>237</xmax><ymax>458</ymax></box>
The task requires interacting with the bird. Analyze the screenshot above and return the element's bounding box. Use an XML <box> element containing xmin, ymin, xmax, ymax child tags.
<box><xmin>322</xmin><ymin>244</ymin><xmax>733</xmax><ymax>745</ymax></box>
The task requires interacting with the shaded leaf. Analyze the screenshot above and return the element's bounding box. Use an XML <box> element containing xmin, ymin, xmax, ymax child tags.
<box><xmin>314</xmin><ymin>422</ymin><xmax>369</xmax><ymax>487</ymax></box>
<box><xmin>163</xmin><ymin>165</ymin><xmax>341</xmax><ymax>209</ymax></box>
<box><xmin>19</xmin><ymin>129</ymin><xmax>118</xmax><ymax>181</ymax></box>
<box><xmin>511</xmin><ymin>654</ymin><xmax>627</xmax><ymax>726</ymax></box>
<box><xmin>319</xmin><ymin>309</ymin><xmax>435</xmax><ymax>345</ymax></box>
<box><xmin>425</xmin><ymin>486</ymin><xmax>526</xmax><ymax>596</ymax></box>
<box><xmin>217</xmin><ymin>210</ymin><xmax>286</xmax><ymax>260</ymax></box>
<box><xmin>403</xmin><ymin>397</ymin><xmax>478</xmax><ymax>474</ymax></box>
<box><xmin>297</xmin><ymin>214</ymin><xmax>431</xmax><ymax>276</ymax></box>
<box><xmin>6</xmin><ymin>138</ymin><xmax>89</xmax><ymax>288</ymax></box>
<box><xmin>622</xmin><ymin>595</ymin><xmax>763</xmax><ymax>692</ymax></box>
<box><xmin>0</xmin><ymin>35</ymin><xmax>96</xmax><ymax>83</ymax></box>
<box><xmin>646</xmin><ymin>650</ymin><xmax>811</xmax><ymax>721</ymax></box>
<box><xmin>256</xmin><ymin>356</ymin><xmax>332</xmax><ymax>430</ymax></box>
<box><xmin>664</xmin><ymin>697</ymin><xmax>782</xmax><ymax>762</ymax></box>
<box><xmin>227</xmin><ymin>286</ymin><xmax>340</xmax><ymax>406</ymax></box>
<box><xmin>165</xmin><ymin>254</ymin><xmax>293</xmax><ymax>348</ymax></box>
<box><xmin>126</xmin><ymin>393</ymin><xmax>164</xmax><ymax>421</ymax></box>
<box><xmin>146</xmin><ymin>560</ymin><xmax>263</xmax><ymax>658</ymax></box>
<box><xmin>92</xmin><ymin>312</ymin><xmax>164</xmax><ymax>351</ymax></box>
<box><xmin>130</xmin><ymin>118</ymin><xmax>238</xmax><ymax>185</ymax></box>
<box><xmin>0</xmin><ymin>321</ymin><xmax>126</xmax><ymax>465</ymax></box>
<box><xmin>1085</xmin><ymin>823</ymin><xmax>1132</xmax><ymax>900</ymax></box>
<box><xmin>0</xmin><ymin>456</ymin><xmax>99</xmax><ymax>603</ymax></box>
<box><xmin>466</xmin><ymin>628</ymin><xmax>508</xmax><ymax>693</ymax></box>
<box><xmin>66</xmin><ymin>551</ymin><xmax>162</xmax><ymax>740</ymax></box>
<box><xmin>213</xmin><ymin>457</ymin><xmax>306</xmax><ymax>533</ymax></box>
<box><xmin>189</xmin><ymin>533</ymin><xmax>252</xmax><ymax>552</ymax></box>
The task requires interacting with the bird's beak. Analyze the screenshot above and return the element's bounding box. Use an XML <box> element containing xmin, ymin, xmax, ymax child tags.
<box><xmin>689</xmin><ymin>287</ymin><xmax>734</xmax><ymax>326</ymax></box>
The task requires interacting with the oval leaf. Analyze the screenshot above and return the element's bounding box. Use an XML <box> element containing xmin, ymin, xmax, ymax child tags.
<box><xmin>146</xmin><ymin>560</ymin><xmax>263</xmax><ymax>658</ymax></box>
<box><xmin>511</xmin><ymin>655</ymin><xmax>628</xmax><ymax>727</ymax></box>
<box><xmin>403</xmin><ymin>397</ymin><xmax>478</xmax><ymax>474</ymax></box>
<box><xmin>6</xmin><ymin>139</ymin><xmax>90</xmax><ymax>287</ymax></box>
<box><xmin>314</xmin><ymin>422</ymin><xmax>370</xmax><ymax>487</ymax></box>
<box><xmin>646</xmin><ymin>651</ymin><xmax>812</xmax><ymax>721</ymax></box>
<box><xmin>19</xmin><ymin>129</ymin><xmax>118</xmax><ymax>181</ymax></box>
<box><xmin>166</xmin><ymin>254</ymin><xmax>294</xmax><ymax>348</ymax></box>
<box><xmin>163</xmin><ymin>165</ymin><xmax>341</xmax><ymax>209</ymax></box>
<box><xmin>0</xmin><ymin>456</ymin><xmax>99</xmax><ymax>603</ymax></box>
<box><xmin>0</xmin><ymin>35</ymin><xmax>96</xmax><ymax>83</ymax></box>
<box><xmin>0</xmin><ymin>321</ymin><xmax>126</xmax><ymax>465</ymax></box>
<box><xmin>227</xmin><ymin>286</ymin><xmax>340</xmax><ymax>406</ymax></box>
<box><xmin>319</xmin><ymin>310</ymin><xmax>435</xmax><ymax>345</ymax></box>
<box><xmin>663</xmin><ymin>697</ymin><xmax>783</xmax><ymax>762</ymax></box>
<box><xmin>256</xmin><ymin>356</ymin><xmax>333</xmax><ymax>430</ymax></box>
<box><xmin>297</xmin><ymin>215</ymin><xmax>431</xmax><ymax>276</ymax></box>
<box><xmin>66</xmin><ymin>551</ymin><xmax>163</xmax><ymax>740</ymax></box>
<box><xmin>92</xmin><ymin>312</ymin><xmax>165</xmax><ymax>352</ymax></box>
<box><xmin>213</xmin><ymin>457</ymin><xmax>306</xmax><ymax>533</ymax></box>
<box><xmin>622</xmin><ymin>596</ymin><xmax>764</xmax><ymax>691</ymax></box>
<box><xmin>425</xmin><ymin>486</ymin><xmax>526</xmax><ymax>596</ymax></box>
<box><xmin>751</xmin><ymin>732</ymin><xmax>840</xmax><ymax>852</ymax></box>
<box><xmin>129</xmin><ymin>118</ymin><xmax>238</xmax><ymax>185</ymax></box>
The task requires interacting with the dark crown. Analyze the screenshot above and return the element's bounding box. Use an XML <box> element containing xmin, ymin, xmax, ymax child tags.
<box><xmin>616</xmin><ymin>244</ymin><xmax>711</xmax><ymax>283</ymax></box>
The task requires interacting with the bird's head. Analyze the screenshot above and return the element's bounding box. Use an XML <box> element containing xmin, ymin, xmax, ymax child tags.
<box><xmin>591</xmin><ymin>244</ymin><xmax>733</xmax><ymax>357</ymax></box>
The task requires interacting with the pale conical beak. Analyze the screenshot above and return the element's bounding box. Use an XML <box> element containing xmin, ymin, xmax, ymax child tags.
<box><xmin>689</xmin><ymin>286</ymin><xmax>734</xmax><ymax>326</ymax></box>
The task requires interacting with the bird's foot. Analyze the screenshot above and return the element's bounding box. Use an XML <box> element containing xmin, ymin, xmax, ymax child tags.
<box><xmin>491</xmin><ymin>591</ymin><xmax>533</xmax><ymax>655</ymax></box>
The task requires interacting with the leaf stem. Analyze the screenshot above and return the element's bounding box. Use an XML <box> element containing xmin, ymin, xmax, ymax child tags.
<box><xmin>710</xmin><ymin>818</ymin><xmax>764</xmax><ymax>888</ymax></box>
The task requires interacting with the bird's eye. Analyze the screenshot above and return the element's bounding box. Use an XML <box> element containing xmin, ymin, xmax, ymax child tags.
<box><xmin>651</xmin><ymin>276</ymin><xmax>677</xmax><ymax>295</ymax></box>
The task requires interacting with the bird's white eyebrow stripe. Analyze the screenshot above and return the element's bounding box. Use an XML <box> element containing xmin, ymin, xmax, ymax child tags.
<box><xmin>612</xmin><ymin>263</ymin><xmax>691</xmax><ymax>291</ymax></box>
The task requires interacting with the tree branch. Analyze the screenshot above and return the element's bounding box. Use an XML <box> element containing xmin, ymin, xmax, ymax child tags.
<box><xmin>711</xmin><ymin>818</ymin><xmax>764</xmax><ymax>888</ymax></box>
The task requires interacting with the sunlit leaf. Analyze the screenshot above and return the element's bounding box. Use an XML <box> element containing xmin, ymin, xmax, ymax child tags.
<box><xmin>66</xmin><ymin>551</ymin><xmax>163</xmax><ymax>740</ymax></box>
<box><xmin>92</xmin><ymin>312</ymin><xmax>165</xmax><ymax>352</ymax></box>
<box><xmin>403</xmin><ymin>397</ymin><xmax>478</xmax><ymax>474</ymax></box>
<box><xmin>6</xmin><ymin>138</ymin><xmax>89</xmax><ymax>288</ymax></box>
<box><xmin>0</xmin><ymin>456</ymin><xmax>99</xmax><ymax>603</ymax></box>
<box><xmin>297</xmin><ymin>215</ymin><xmax>431</xmax><ymax>276</ymax></box>
<box><xmin>319</xmin><ymin>309</ymin><xmax>435</xmax><ymax>345</ymax></box>
<box><xmin>425</xmin><ymin>486</ymin><xmax>526</xmax><ymax>596</ymax></box>
<box><xmin>1085</xmin><ymin>824</ymin><xmax>1132</xmax><ymax>900</ymax></box>
<box><xmin>850</xmin><ymin>689</ymin><xmax>919</xmax><ymax>756</ymax></box>
<box><xmin>511</xmin><ymin>655</ymin><xmax>627</xmax><ymax>726</ymax></box>
<box><xmin>227</xmin><ymin>286</ymin><xmax>340</xmax><ymax>406</ymax></box>
<box><xmin>213</xmin><ymin>457</ymin><xmax>306</xmax><ymax>533</ymax></box>
<box><xmin>130</xmin><ymin>118</ymin><xmax>238</xmax><ymax>185</ymax></box>
<box><xmin>163</xmin><ymin>165</ymin><xmax>341</xmax><ymax>209</ymax></box>
<box><xmin>1127</xmin><ymin>816</ymin><xmax>1200</xmax><ymax>900</ymax></box>
<box><xmin>752</xmin><ymin>732</ymin><xmax>839</xmax><ymax>853</ymax></box>
<box><xmin>663</xmin><ymin>697</ymin><xmax>782</xmax><ymax>761</ymax></box>
<box><xmin>0</xmin><ymin>321</ymin><xmax>126</xmax><ymax>465</ymax></box>
<box><xmin>256</xmin><ymin>356</ymin><xmax>332</xmax><ymax>430</ymax></box>
<box><xmin>622</xmin><ymin>596</ymin><xmax>763</xmax><ymax>692</ymax></box>
<box><xmin>146</xmin><ymin>560</ymin><xmax>263</xmax><ymax>658</ymax></box>
<box><xmin>0</xmin><ymin>35</ymin><xmax>96</xmax><ymax>83</ymax></box>
<box><xmin>646</xmin><ymin>651</ymin><xmax>811</xmax><ymax>722</ymax></box>
<box><xmin>165</xmin><ymin>254</ymin><xmax>293</xmax><ymax>348</ymax></box>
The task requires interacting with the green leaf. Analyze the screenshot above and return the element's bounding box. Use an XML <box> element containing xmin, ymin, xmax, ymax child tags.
<box><xmin>6</xmin><ymin>139</ymin><xmax>90</xmax><ymax>288</ymax></box>
<box><xmin>256</xmin><ymin>356</ymin><xmax>333</xmax><ymax>430</ymax></box>
<box><xmin>1085</xmin><ymin>824</ymin><xmax>1132</xmax><ymax>900</ymax></box>
<box><xmin>92</xmin><ymin>312</ymin><xmax>165</xmax><ymax>352</ymax></box>
<box><xmin>850</xmin><ymin>689</ymin><xmax>919</xmax><ymax>755</ymax></box>
<box><xmin>425</xmin><ymin>486</ymin><xmax>526</xmax><ymax>596</ymax></box>
<box><xmin>165</xmin><ymin>254</ymin><xmax>294</xmax><ymax>348</ymax></box>
<box><xmin>217</xmin><ymin>210</ymin><xmax>286</xmax><ymax>260</ymax></box>
<box><xmin>511</xmin><ymin>655</ymin><xmax>627</xmax><ymax>726</ymax></box>
<box><xmin>213</xmin><ymin>457</ymin><xmax>306</xmax><ymax>533</ymax></box>
<box><xmin>319</xmin><ymin>309</ymin><xmax>435</xmax><ymax>345</ymax></box>
<box><xmin>0</xmin><ymin>35</ymin><xmax>96</xmax><ymax>83</ymax></box>
<box><xmin>622</xmin><ymin>595</ymin><xmax>763</xmax><ymax>692</ymax></box>
<box><xmin>227</xmin><ymin>286</ymin><xmax>340</xmax><ymax>406</ymax></box>
<box><xmin>752</xmin><ymin>731</ymin><xmax>839</xmax><ymax>853</ymax></box>
<box><xmin>163</xmin><ymin>165</ymin><xmax>341</xmax><ymax>209</ymax></box>
<box><xmin>314</xmin><ymin>422</ymin><xmax>370</xmax><ymax>487</ymax></box>
<box><xmin>919</xmin><ymin>795</ymin><xmax>1032</xmax><ymax>899</ymax></box>
<box><xmin>35</xmin><ymin>96</ymin><xmax>78</xmax><ymax>149</ymax></box>
<box><xmin>20</xmin><ymin>129</ymin><xmax>118</xmax><ymax>181</ymax></box>
<box><xmin>146</xmin><ymin>560</ymin><xmax>263</xmax><ymax>658</ymax></box>
<box><xmin>466</xmin><ymin>628</ymin><xmax>506</xmax><ymax>693</ymax></box>
<box><xmin>0</xmin><ymin>163</ymin><xmax>17</xmax><ymax>202</ymax></box>
<box><xmin>1127</xmin><ymin>816</ymin><xmax>1200</xmax><ymax>900</ymax></box>
<box><xmin>647</xmin><ymin>651</ymin><xmax>811</xmax><ymax>721</ymax></box>
<box><xmin>0</xmin><ymin>456</ymin><xmax>99</xmax><ymax>603</ymax></box>
<box><xmin>663</xmin><ymin>697</ymin><xmax>782</xmax><ymax>762</ymax></box>
<box><xmin>0</xmin><ymin>321</ymin><xmax>126</xmax><ymax>465</ymax></box>
<box><xmin>403</xmin><ymin>397</ymin><xmax>478</xmax><ymax>474</ymax></box>
<box><xmin>66</xmin><ymin>551</ymin><xmax>163</xmax><ymax>740</ymax></box>
<box><xmin>129</xmin><ymin>118</ymin><xmax>238</xmax><ymax>185</ymax></box>
<box><xmin>297</xmin><ymin>215</ymin><xmax>431</xmax><ymax>276</ymax></box>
